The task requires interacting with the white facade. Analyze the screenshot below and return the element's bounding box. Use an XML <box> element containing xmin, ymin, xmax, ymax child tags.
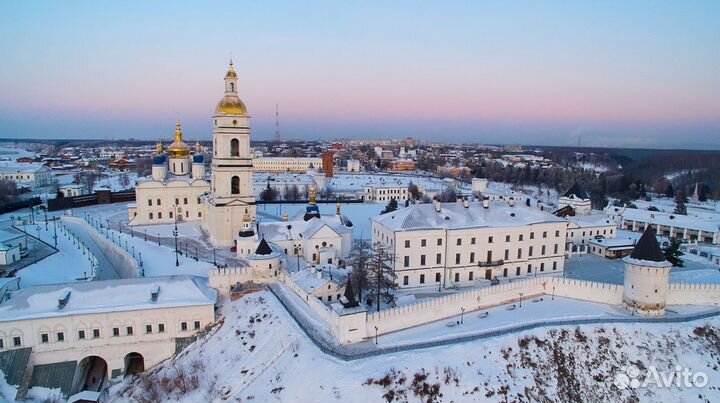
<box><xmin>363</xmin><ymin>185</ymin><xmax>410</xmax><ymax>202</ymax></box>
<box><xmin>606</xmin><ymin>205</ymin><xmax>720</xmax><ymax>245</ymax></box>
<box><xmin>58</xmin><ymin>184</ymin><xmax>87</xmax><ymax>198</ymax></box>
<box><xmin>564</xmin><ymin>214</ymin><xmax>617</xmax><ymax>255</ymax></box>
<box><xmin>372</xmin><ymin>200</ymin><xmax>568</xmax><ymax>290</ymax></box>
<box><xmin>0</xmin><ymin>163</ymin><xmax>51</xmax><ymax>187</ymax></box>
<box><xmin>346</xmin><ymin>159</ymin><xmax>361</xmax><ymax>172</ymax></box>
<box><xmin>0</xmin><ymin>276</ymin><xmax>215</xmax><ymax>390</ymax></box>
<box><xmin>252</xmin><ymin>157</ymin><xmax>323</xmax><ymax>173</ymax></box>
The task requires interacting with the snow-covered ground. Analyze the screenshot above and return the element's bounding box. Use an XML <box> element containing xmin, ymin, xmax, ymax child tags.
<box><xmin>0</xmin><ymin>369</ymin><xmax>64</xmax><ymax>403</ymax></box>
<box><xmin>108</xmin><ymin>291</ymin><xmax>720</xmax><ymax>403</ymax></box>
<box><xmin>13</xmin><ymin>221</ymin><xmax>96</xmax><ymax>288</ymax></box>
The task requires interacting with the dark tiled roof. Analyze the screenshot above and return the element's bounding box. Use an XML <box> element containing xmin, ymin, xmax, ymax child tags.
<box><xmin>255</xmin><ymin>237</ymin><xmax>273</xmax><ymax>255</ymax></box>
<box><xmin>29</xmin><ymin>361</ymin><xmax>77</xmax><ymax>398</ymax></box>
<box><xmin>0</xmin><ymin>347</ymin><xmax>32</xmax><ymax>388</ymax></box>
<box><xmin>630</xmin><ymin>225</ymin><xmax>666</xmax><ymax>262</ymax></box>
<box><xmin>563</xmin><ymin>182</ymin><xmax>590</xmax><ymax>199</ymax></box>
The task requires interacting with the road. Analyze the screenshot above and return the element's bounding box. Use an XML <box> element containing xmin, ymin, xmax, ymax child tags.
<box><xmin>63</xmin><ymin>220</ymin><xmax>121</xmax><ymax>281</ymax></box>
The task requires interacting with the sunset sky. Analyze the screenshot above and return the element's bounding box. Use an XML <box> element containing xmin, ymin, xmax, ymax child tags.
<box><xmin>1</xmin><ymin>1</ymin><xmax>718</xmax><ymax>148</ymax></box>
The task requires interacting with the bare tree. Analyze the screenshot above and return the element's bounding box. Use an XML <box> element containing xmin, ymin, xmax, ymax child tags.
<box><xmin>348</xmin><ymin>241</ymin><xmax>371</xmax><ymax>303</ymax></box>
<box><xmin>284</xmin><ymin>184</ymin><xmax>301</xmax><ymax>201</ymax></box>
<box><xmin>366</xmin><ymin>242</ymin><xmax>397</xmax><ymax>312</ymax></box>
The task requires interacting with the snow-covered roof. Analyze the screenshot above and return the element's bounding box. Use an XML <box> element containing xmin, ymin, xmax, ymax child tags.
<box><xmin>0</xmin><ymin>162</ymin><xmax>48</xmax><ymax>174</ymax></box>
<box><xmin>0</xmin><ymin>275</ymin><xmax>216</xmax><ymax>322</ymax></box>
<box><xmin>0</xmin><ymin>229</ymin><xmax>24</xmax><ymax>243</ymax></box>
<box><xmin>290</xmin><ymin>265</ymin><xmax>348</xmax><ymax>294</ymax></box>
<box><xmin>565</xmin><ymin>214</ymin><xmax>615</xmax><ymax>228</ymax></box>
<box><xmin>372</xmin><ymin>201</ymin><xmax>567</xmax><ymax>232</ymax></box>
<box><xmin>616</xmin><ymin>207</ymin><xmax>720</xmax><ymax>233</ymax></box>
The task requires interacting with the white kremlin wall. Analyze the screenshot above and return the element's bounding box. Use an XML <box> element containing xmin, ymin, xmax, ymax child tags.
<box><xmin>666</xmin><ymin>283</ymin><xmax>720</xmax><ymax>306</ymax></box>
<box><xmin>63</xmin><ymin>217</ymin><xmax>139</xmax><ymax>278</ymax></box>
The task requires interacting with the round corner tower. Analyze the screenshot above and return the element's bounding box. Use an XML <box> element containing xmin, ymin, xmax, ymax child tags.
<box><xmin>622</xmin><ymin>225</ymin><xmax>672</xmax><ymax>316</ymax></box>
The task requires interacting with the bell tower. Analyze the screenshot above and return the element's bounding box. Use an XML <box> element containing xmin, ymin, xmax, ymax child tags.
<box><xmin>204</xmin><ymin>59</ymin><xmax>257</xmax><ymax>247</ymax></box>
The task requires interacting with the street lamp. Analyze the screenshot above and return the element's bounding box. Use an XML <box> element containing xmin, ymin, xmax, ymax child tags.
<box><xmin>460</xmin><ymin>307</ymin><xmax>465</xmax><ymax>324</ymax></box>
<box><xmin>173</xmin><ymin>205</ymin><xmax>179</xmax><ymax>267</ymax></box>
<box><xmin>374</xmin><ymin>326</ymin><xmax>379</xmax><ymax>345</ymax></box>
<box><xmin>552</xmin><ymin>286</ymin><xmax>555</xmax><ymax>301</ymax></box>
<box><xmin>36</xmin><ymin>225</ymin><xmax>41</xmax><ymax>241</ymax></box>
<box><xmin>52</xmin><ymin>217</ymin><xmax>57</xmax><ymax>248</ymax></box>
<box><xmin>519</xmin><ymin>292</ymin><xmax>524</xmax><ymax>308</ymax></box>
<box><xmin>144</xmin><ymin>229</ymin><xmax>147</xmax><ymax>242</ymax></box>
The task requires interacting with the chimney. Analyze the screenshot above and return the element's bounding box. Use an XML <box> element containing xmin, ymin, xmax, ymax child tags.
<box><xmin>463</xmin><ymin>198</ymin><xmax>469</xmax><ymax>208</ymax></box>
<box><xmin>508</xmin><ymin>197</ymin><xmax>515</xmax><ymax>207</ymax></box>
<box><xmin>434</xmin><ymin>198</ymin><xmax>441</xmax><ymax>212</ymax></box>
<box><xmin>482</xmin><ymin>196</ymin><xmax>489</xmax><ymax>209</ymax></box>
<box><xmin>316</xmin><ymin>268</ymin><xmax>323</xmax><ymax>279</ymax></box>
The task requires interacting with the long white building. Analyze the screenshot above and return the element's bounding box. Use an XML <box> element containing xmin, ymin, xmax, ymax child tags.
<box><xmin>252</xmin><ymin>157</ymin><xmax>323</xmax><ymax>173</ymax></box>
<box><xmin>0</xmin><ymin>276</ymin><xmax>215</xmax><ymax>397</ymax></box>
<box><xmin>0</xmin><ymin>163</ymin><xmax>52</xmax><ymax>187</ymax></box>
<box><xmin>372</xmin><ymin>199</ymin><xmax>569</xmax><ymax>289</ymax></box>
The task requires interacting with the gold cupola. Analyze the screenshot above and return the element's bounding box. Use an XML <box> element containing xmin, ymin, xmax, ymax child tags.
<box><xmin>215</xmin><ymin>59</ymin><xmax>248</xmax><ymax>116</ymax></box>
<box><xmin>167</xmin><ymin>121</ymin><xmax>190</xmax><ymax>157</ymax></box>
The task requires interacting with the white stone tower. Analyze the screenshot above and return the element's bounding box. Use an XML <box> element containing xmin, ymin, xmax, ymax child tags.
<box><xmin>204</xmin><ymin>59</ymin><xmax>257</xmax><ymax>247</ymax></box>
<box><xmin>622</xmin><ymin>225</ymin><xmax>672</xmax><ymax>316</ymax></box>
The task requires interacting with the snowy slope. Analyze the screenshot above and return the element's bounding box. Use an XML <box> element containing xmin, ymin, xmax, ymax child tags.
<box><xmin>108</xmin><ymin>292</ymin><xmax>720</xmax><ymax>403</ymax></box>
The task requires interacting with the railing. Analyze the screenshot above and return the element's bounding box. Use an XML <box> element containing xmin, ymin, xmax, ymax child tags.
<box><xmin>478</xmin><ymin>259</ymin><xmax>504</xmax><ymax>267</ymax></box>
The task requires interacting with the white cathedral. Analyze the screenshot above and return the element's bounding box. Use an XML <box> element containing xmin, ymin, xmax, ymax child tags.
<box><xmin>129</xmin><ymin>60</ymin><xmax>257</xmax><ymax>247</ymax></box>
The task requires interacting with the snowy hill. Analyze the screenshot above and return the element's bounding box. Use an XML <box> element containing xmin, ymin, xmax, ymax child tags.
<box><xmin>108</xmin><ymin>292</ymin><xmax>720</xmax><ymax>403</ymax></box>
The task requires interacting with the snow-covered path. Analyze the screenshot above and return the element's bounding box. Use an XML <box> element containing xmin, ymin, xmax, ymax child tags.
<box><xmin>62</xmin><ymin>220</ymin><xmax>121</xmax><ymax>280</ymax></box>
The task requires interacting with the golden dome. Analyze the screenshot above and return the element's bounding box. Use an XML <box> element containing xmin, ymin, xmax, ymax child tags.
<box><xmin>168</xmin><ymin>121</ymin><xmax>190</xmax><ymax>157</ymax></box>
<box><xmin>215</xmin><ymin>95</ymin><xmax>247</xmax><ymax>116</ymax></box>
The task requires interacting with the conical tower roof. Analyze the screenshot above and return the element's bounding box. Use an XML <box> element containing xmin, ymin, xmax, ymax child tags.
<box><xmin>341</xmin><ymin>278</ymin><xmax>359</xmax><ymax>308</ymax></box>
<box><xmin>630</xmin><ymin>225</ymin><xmax>666</xmax><ymax>262</ymax></box>
<box><xmin>255</xmin><ymin>237</ymin><xmax>273</xmax><ymax>255</ymax></box>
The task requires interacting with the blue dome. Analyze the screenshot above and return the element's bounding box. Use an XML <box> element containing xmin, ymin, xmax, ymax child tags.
<box><xmin>152</xmin><ymin>155</ymin><xmax>167</xmax><ymax>165</ymax></box>
<box><xmin>193</xmin><ymin>155</ymin><xmax>204</xmax><ymax>164</ymax></box>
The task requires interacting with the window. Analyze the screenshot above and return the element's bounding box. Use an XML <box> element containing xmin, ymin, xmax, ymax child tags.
<box><xmin>471</xmin><ymin>237</ymin><xmax>476</xmax><ymax>245</ymax></box>
<box><xmin>470</xmin><ymin>252</ymin><xmax>475</xmax><ymax>263</ymax></box>
<box><xmin>93</xmin><ymin>329</ymin><xmax>100</xmax><ymax>339</ymax></box>
<box><xmin>517</xmin><ymin>249</ymin><xmax>522</xmax><ymax>259</ymax></box>
<box><xmin>541</xmin><ymin>245</ymin><xmax>546</xmax><ymax>255</ymax></box>
<box><xmin>488</xmin><ymin>236</ymin><xmax>494</xmax><ymax>243</ymax></box>
<box><xmin>231</xmin><ymin>176</ymin><xmax>240</xmax><ymax>194</ymax></box>
<box><xmin>13</xmin><ymin>336</ymin><xmax>21</xmax><ymax>347</ymax></box>
<box><xmin>457</xmin><ymin>238</ymin><xmax>462</xmax><ymax>246</ymax></box>
<box><xmin>169</xmin><ymin>211</ymin><xmax>173</xmax><ymax>219</ymax></box>
<box><xmin>455</xmin><ymin>253</ymin><xmax>461</xmax><ymax>264</ymax></box>
<box><xmin>149</xmin><ymin>212</ymin><xmax>153</xmax><ymax>220</ymax></box>
<box><xmin>157</xmin><ymin>199</ymin><xmax>161</xmax><ymax>206</ymax></box>
<box><xmin>530</xmin><ymin>232</ymin><xmax>535</xmax><ymax>239</ymax></box>
<box><xmin>527</xmin><ymin>264</ymin><xmax>532</xmax><ymax>273</ymax></box>
<box><xmin>194</xmin><ymin>321</ymin><xmax>201</xmax><ymax>330</ymax></box>
<box><xmin>181</xmin><ymin>322</ymin><xmax>188</xmax><ymax>331</ymax></box>
<box><xmin>146</xmin><ymin>325</ymin><xmax>152</xmax><ymax>334</ymax></box>
<box><xmin>554</xmin><ymin>244</ymin><xmax>559</xmax><ymax>254</ymax></box>
<box><xmin>516</xmin><ymin>266</ymin><xmax>521</xmax><ymax>276</ymax></box>
<box><xmin>504</xmin><ymin>249</ymin><xmax>509</xmax><ymax>260</ymax></box>
<box><xmin>41</xmin><ymin>333</ymin><xmax>49</xmax><ymax>343</ymax></box>
<box><xmin>0</xmin><ymin>339</ymin><xmax>3</xmax><ymax>349</ymax></box>
<box><xmin>420</xmin><ymin>255</ymin><xmax>426</xmax><ymax>265</ymax></box>
<box><xmin>503</xmin><ymin>268</ymin><xmax>508</xmax><ymax>277</ymax></box>
<box><xmin>540</xmin><ymin>263</ymin><xmax>545</xmax><ymax>272</ymax></box>
<box><xmin>529</xmin><ymin>246</ymin><xmax>533</xmax><ymax>257</ymax></box>
<box><xmin>454</xmin><ymin>272</ymin><xmax>460</xmax><ymax>282</ymax></box>
<box><xmin>112</xmin><ymin>327</ymin><xmax>120</xmax><ymax>337</ymax></box>
<box><xmin>403</xmin><ymin>276</ymin><xmax>409</xmax><ymax>286</ymax></box>
<box><xmin>159</xmin><ymin>212</ymin><xmax>163</xmax><ymax>219</ymax></box>
<box><xmin>404</xmin><ymin>256</ymin><xmax>410</xmax><ymax>267</ymax></box>
<box><xmin>421</xmin><ymin>239</ymin><xmax>427</xmax><ymax>247</ymax></box>
<box><xmin>158</xmin><ymin>324</ymin><xmax>165</xmax><ymax>333</ymax></box>
<box><xmin>469</xmin><ymin>271</ymin><xmax>474</xmax><ymax>281</ymax></box>
<box><xmin>543</xmin><ymin>231</ymin><xmax>547</xmax><ymax>238</ymax></box>
<box><xmin>435</xmin><ymin>273</ymin><xmax>441</xmax><ymax>282</ymax></box>
<box><xmin>487</xmin><ymin>251</ymin><xmax>492</xmax><ymax>263</ymax></box>
<box><xmin>420</xmin><ymin>274</ymin><xmax>425</xmax><ymax>284</ymax></box>
<box><xmin>519</xmin><ymin>234</ymin><xmax>524</xmax><ymax>241</ymax></box>
<box><xmin>405</xmin><ymin>240</ymin><xmax>410</xmax><ymax>248</ymax></box>
<box><xmin>57</xmin><ymin>332</ymin><xmax>64</xmax><ymax>342</ymax></box>
<box><xmin>126</xmin><ymin>326</ymin><xmax>134</xmax><ymax>336</ymax></box>
<box><xmin>436</xmin><ymin>253</ymin><xmax>442</xmax><ymax>264</ymax></box>
<box><xmin>328</xmin><ymin>295</ymin><xmax>332</xmax><ymax>301</ymax></box>
<box><xmin>184</xmin><ymin>197</ymin><xmax>188</xmax><ymax>205</ymax></box>
<box><xmin>148</xmin><ymin>199</ymin><xmax>152</xmax><ymax>206</ymax></box>
<box><xmin>437</xmin><ymin>238</ymin><xmax>442</xmax><ymax>246</ymax></box>
<box><xmin>78</xmin><ymin>330</ymin><xmax>85</xmax><ymax>340</ymax></box>
<box><xmin>175</xmin><ymin>198</ymin><xmax>179</xmax><ymax>205</ymax></box>
<box><xmin>505</xmin><ymin>235</ymin><xmax>510</xmax><ymax>242</ymax></box>
<box><xmin>555</xmin><ymin>230</ymin><xmax>560</xmax><ymax>237</ymax></box>
<box><xmin>231</xmin><ymin>138</ymin><xmax>239</xmax><ymax>156</ymax></box>
<box><xmin>553</xmin><ymin>261</ymin><xmax>558</xmax><ymax>270</ymax></box>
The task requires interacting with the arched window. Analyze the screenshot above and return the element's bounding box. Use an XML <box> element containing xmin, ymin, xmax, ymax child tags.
<box><xmin>230</xmin><ymin>139</ymin><xmax>239</xmax><ymax>156</ymax></box>
<box><xmin>230</xmin><ymin>83</ymin><xmax>235</xmax><ymax>92</ymax></box>
<box><xmin>231</xmin><ymin>176</ymin><xmax>240</xmax><ymax>194</ymax></box>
